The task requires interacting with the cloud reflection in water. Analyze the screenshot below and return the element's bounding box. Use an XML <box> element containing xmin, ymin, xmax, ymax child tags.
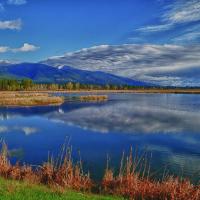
<box><xmin>47</xmin><ymin>94</ymin><xmax>200</xmax><ymax>134</ymax></box>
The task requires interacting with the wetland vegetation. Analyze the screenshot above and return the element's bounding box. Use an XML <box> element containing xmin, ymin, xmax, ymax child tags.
<box><xmin>0</xmin><ymin>143</ymin><xmax>199</xmax><ymax>200</ymax></box>
<box><xmin>0</xmin><ymin>92</ymin><xmax>64</xmax><ymax>106</ymax></box>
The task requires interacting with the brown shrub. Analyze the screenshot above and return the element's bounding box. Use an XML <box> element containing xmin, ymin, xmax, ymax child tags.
<box><xmin>0</xmin><ymin>142</ymin><xmax>199</xmax><ymax>199</ymax></box>
<box><xmin>0</xmin><ymin>142</ymin><xmax>92</xmax><ymax>191</ymax></box>
<box><xmin>102</xmin><ymin>149</ymin><xmax>200</xmax><ymax>200</ymax></box>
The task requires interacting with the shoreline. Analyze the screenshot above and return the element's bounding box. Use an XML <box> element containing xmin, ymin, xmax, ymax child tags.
<box><xmin>0</xmin><ymin>89</ymin><xmax>199</xmax><ymax>106</ymax></box>
<box><xmin>8</xmin><ymin>89</ymin><xmax>200</xmax><ymax>94</ymax></box>
<box><xmin>0</xmin><ymin>143</ymin><xmax>199</xmax><ymax>200</ymax></box>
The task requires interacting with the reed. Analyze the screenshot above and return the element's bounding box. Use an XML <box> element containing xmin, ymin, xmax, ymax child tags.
<box><xmin>0</xmin><ymin>92</ymin><xmax>49</xmax><ymax>98</ymax></box>
<box><xmin>0</xmin><ymin>92</ymin><xmax>64</xmax><ymax>106</ymax></box>
<box><xmin>102</xmin><ymin>149</ymin><xmax>200</xmax><ymax>200</ymax></box>
<box><xmin>0</xmin><ymin>142</ymin><xmax>38</xmax><ymax>183</ymax></box>
<box><xmin>0</xmin><ymin>143</ymin><xmax>199</xmax><ymax>199</ymax></box>
<box><xmin>79</xmin><ymin>95</ymin><xmax>108</xmax><ymax>102</ymax></box>
<box><xmin>0</xmin><ymin>142</ymin><xmax>92</xmax><ymax>191</ymax></box>
<box><xmin>38</xmin><ymin>146</ymin><xmax>92</xmax><ymax>191</ymax></box>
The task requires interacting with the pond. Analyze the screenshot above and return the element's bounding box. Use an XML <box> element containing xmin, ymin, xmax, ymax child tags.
<box><xmin>0</xmin><ymin>93</ymin><xmax>200</xmax><ymax>182</ymax></box>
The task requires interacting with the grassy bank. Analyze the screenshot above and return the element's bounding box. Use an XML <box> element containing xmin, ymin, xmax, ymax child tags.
<box><xmin>18</xmin><ymin>88</ymin><xmax>200</xmax><ymax>94</ymax></box>
<box><xmin>0</xmin><ymin>143</ymin><xmax>199</xmax><ymax>200</ymax></box>
<box><xmin>0</xmin><ymin>92</ymin><xmax>64</xmax><ymax>106</ymax></box>
<box><xmin>0</xmin><ymin>178</ymin><xmax>122</xmax><ymax>200</ymax></box>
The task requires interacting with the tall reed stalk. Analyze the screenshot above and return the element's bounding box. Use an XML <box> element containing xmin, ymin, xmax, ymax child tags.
<box><xmin>0</xmin><ymin>142</ymin><xmax>199</xmax><ymax>199</ymax></box>
<box><xmin>102</xmin><ymin>148</ymin><xmax>200</xmax><ymax>200</ymax></box>
<box><xmin>0</xmin><ymin>142</ymin><xmax>92</xmax><ymax>191</ymax></box>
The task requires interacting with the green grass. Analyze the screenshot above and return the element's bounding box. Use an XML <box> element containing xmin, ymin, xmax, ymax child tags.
<box><xmin>0</xmin><ymin>178</ymin><xmax>123</xmax><ymax>200</ymax></box>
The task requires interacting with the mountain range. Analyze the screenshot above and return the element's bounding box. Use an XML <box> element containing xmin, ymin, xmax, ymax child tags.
<box><xmin>0</xmin><ymin>63</ymin><xmax>149</xmax><ymax>86</ymax></box>
<box><xmin>41</xmin><ymin>44</ymin><xmax>200</xmax><ymax>87</ymax></box>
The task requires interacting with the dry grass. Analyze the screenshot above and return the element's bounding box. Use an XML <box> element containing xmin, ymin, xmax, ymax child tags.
<box><xmin>0</xmin><ymin>142</ymin><xmax>38</xmax><ymax>183</ymax></box>
<box><xmin>0</xmin><ymin>92</ymin><xmax>64</xmax><ymax>106</ymax></box>
<box><xmin>26</xmin><ymin>89</ymin><xmax>200</xmax><ymax>94</ymax></box>
<box><xmin>79</xmin><ymin>95</ymin><xmax>108</xmax><ymax>102</ymax></box>
<box><xmin>0</xmin><ymin>143</ymin><xmax>199</xmax><ymax>199</ymax></box>
<box><xmin>0</xmin><ymin>92</ymin><xmax>49</xmax><ymax>98</ymax></box>
<box><xmin>102</xmin><ymin>150</ymin><xmax>200</xmax><ymax>200</ymax></box>
<box><xmin>38</xmin><ymin>146</ymin><xmax>92</xmax><ymax>191</ymax></box>
<box><xmin>0</xmin><ymin>142</ymin><xmax>92</xmax><ymax>192</ymax></box>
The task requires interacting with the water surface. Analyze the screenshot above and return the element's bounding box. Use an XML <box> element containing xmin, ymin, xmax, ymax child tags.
<box><xmin>0</xmin><ymin>93</ymin><xmax>200</xmax><ymax>182</ymax></box>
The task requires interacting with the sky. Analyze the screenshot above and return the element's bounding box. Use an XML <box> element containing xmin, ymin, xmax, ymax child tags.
<box><xmin>0</xmin><ymin>0</ymin><xmax>200</xmax><ymax>86</ymax></box>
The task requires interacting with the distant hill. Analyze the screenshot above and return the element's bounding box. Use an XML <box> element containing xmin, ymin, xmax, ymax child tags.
<box><xmin>0</xmin><ymin>63</ymin><xmax>150</xmax><ymax>86</ymax></box>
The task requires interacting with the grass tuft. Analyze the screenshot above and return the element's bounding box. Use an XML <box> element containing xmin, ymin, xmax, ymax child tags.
<box><xmin>0</xmin><ymin>92</ymin><xmax>64</xmax><ymax>106</ymax></box>
<box><xmin>79</xmin><ymin>95</ymin><xmax>108</xmax><ymax>102</ymax></box>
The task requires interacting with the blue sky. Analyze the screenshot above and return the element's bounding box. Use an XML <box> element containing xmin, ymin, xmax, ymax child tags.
<box><xmin>0</xmin><ymin>0</ymin><xmax>199</xmax><ymax>62</ymax></box>
<box><xmin>0</xmin><ymin>0</ymin><xmax>200</xmax><ymax>86</ymax></box>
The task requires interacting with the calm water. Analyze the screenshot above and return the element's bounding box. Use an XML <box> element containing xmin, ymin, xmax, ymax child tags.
<box><xmin>0</xmin><ymin>93</ymin><xmax>200</xmax><ymax>182</ymax></box>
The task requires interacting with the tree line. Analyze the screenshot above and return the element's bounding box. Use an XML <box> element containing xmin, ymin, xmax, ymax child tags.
<box><xmin>0</xmin><ymin>79</ymin><xmax>154</xmax><ymax>91</ymax></box>
<box><xmin>1</xmin><ymin>78</ymin><xmax>198</xmax><ymax>91</ymax></box>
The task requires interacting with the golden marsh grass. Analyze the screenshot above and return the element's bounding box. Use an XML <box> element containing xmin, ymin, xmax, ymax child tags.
<box><xmin>79</xmin><ymin>95</ymin><xmax>108</xmax><ymax>102</ymax></box>
<box><xmin>0</xmin><ymin>92</ymin><xmax>64</xmax><ymax>106</ymax></box>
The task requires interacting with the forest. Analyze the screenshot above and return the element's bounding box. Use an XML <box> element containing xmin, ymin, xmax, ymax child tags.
<box><xmin>0</xmin><ymin>79</ymin><xmax>151</xmax><ymax>91</ymax></box>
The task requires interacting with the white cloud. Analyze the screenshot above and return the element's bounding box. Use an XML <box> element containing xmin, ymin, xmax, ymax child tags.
<box><xmin>0</xmin><ymin>126</ymin><xmax>38</xmax><ymax>135</ymax></box>
<box><xmin>172</xmin><ymin>24</ymin><xmax>200</xmax><ymax>43</ymax></box>
<box><xmin>0</xmin><ymin>46</ymin><xmax>10</xmax><ymax>53</ymax></box>
<box><xmin>137</xmin><ymin>23</ymin><xmax>173</xmax><ymax>33</ymax></box>
<box><xmin>0</xmin><ymin>126</ymin><xmax>8</xmax><ymax>133</ymax></box>
<box><xmin>20</xmin><ymin>127</ymin><xmax>38</xmax><ymax>135</ymax></box>
<box><xmin>47</xmin><ymin>98</ymin><xmax>200</xmax><ymax>134</ymax></box>
<box><xmin>12</xmin><ymin>43</ymin><xmax>40</xmax><ymax>52</ymax></box>
<box><xmin>0</xmin><ymin>59</ymin><xmax>15</xmax><ymax>66</ymax></box>
<box><xmin>42</xmin><ymin>44</ymin><xmax>200</xmax><ymax>86</ymax></box>
<box><xmin>137</xmin><ymin>0</ymin><xmax>200</xmax><ymax>36</ymax></box>
<box><xmin>0</xmin><ymin>43</ymin><xmax>39</xmax><ymax>53</ymax></box>
<box><xmin>7</xmin><ymin>0</ymin><xmax>27</xmax><ymax>5</ymax></box>
<box><xmin>0</xmin><ymin>19</ymin><xmax>22</xmax><ymax>30</ymax></box>
<box><xmin>173</xmin><ymin>32</ymin><xmax>200</xmax><ymax>43</ymax></box>
<box><xmin>163</xmin><ymin>0</ymin><xmax>200</xmax><ymax>24</ymax></box>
